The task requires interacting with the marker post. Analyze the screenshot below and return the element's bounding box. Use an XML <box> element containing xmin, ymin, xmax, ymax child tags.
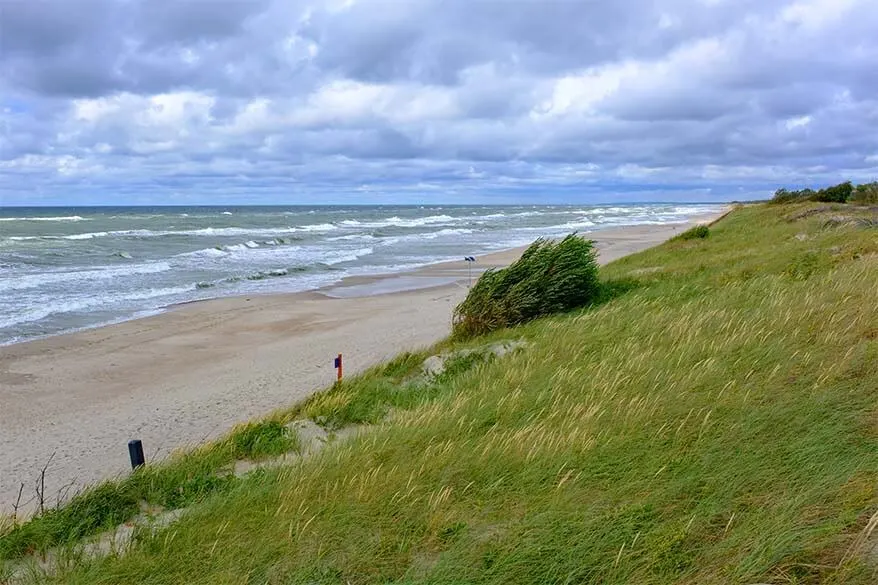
<box><xmin>334</xmin><ymin>353</ymin><xmax>343</xmax><ymax>383</ymax></box>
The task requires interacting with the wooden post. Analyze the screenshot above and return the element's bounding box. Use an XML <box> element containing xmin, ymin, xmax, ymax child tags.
<box><xmin>128</xmin><ymin>439</ymin><xmax>145</xmax><ymax>469</ymax></box>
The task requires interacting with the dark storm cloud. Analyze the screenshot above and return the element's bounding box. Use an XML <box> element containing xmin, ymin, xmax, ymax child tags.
<box><xmin>1</xmin><ymin>0</ymin><xmax>877</xmax><ymax>205</ymax></box>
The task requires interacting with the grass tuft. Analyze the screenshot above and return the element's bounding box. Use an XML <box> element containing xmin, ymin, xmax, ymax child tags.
<box><xmin>229</xmin><ymin>420</ymin><xmax>297</xmax><ymax>459</ymax></box>
<box><xmin>452</xmin><ymin>234</ymin><xmax>599</xmax><ymax>339</ymax></box>
<box><xmin>671</xmin><ymin>225</ymin><xmax>709</xmax><ymax>241</ymax></box>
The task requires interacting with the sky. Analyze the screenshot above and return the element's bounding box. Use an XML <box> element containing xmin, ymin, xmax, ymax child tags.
<box><xmin>1</xmin><ymin>0</ymin><xmax>877</xmax><ymax>206</ymax></box>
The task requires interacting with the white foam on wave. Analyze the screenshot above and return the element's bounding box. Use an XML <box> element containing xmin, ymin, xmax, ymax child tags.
<box><xmin>386</xmin><ymin>214</ymin><xmax>456</xmax><ymax>227</ymax></box>
<box><xmin>381</xmin><ymin>228</ymin><xmax>475</xmax><ymax>246</ymax></box>
<box><xmin>333</xmin><ymin>214</ymin><xmax>459</xmax><ymax>229</ymax></box>
<box><xmin>0</xmin><ymin>215</ymin><xmax>87</xmax><ymax>222</ymax></box>
<box><xmin>0</xmin><ymin>261</ymin><xmax>173</xmax><ymax>293</ymax></box>
<box><xmin>180</xmin><ymin>247</ymin><xmax>228</xmax><ymax>258</ymax></box>
<box><xmin>336</xmin><ymin>211</ymin><xmax>547</xmax><ymax>230</ymax></box>
<box><xmin>0</xmin><ymin>284</ymin><xmax>193</xmax><ymax>330</ymax></box>
<box><xmin>323</xmin><ymin>247</ymin><xmax>375</xmax><ymax>265</ymax></box>
<box><xmin>179</xmin><ymin>240</ymin><xmax>373</xmax><ymax>268</ymax></box>
<box><xmin>295</xmin><ymin>223</ymin><xmax>337</xmax><ymax>232</ymax></box>
<box><xmin>555</xmin><ymin>219</ymin><xmax>597</xmax><ymax>229</ymax></box>
<box><xmin>327</xmin><ymin>234</ymin><xmax>377</xmax><ymax>242</ymax></box>
<box><xmin>66</xmin><ymin>231</ymin><xmax>110</xmax><ymax>240</ymax></box>
<box><xmin>8</xmin><ymin>224</ymin><xmax>335</xmax><ymax>241</ymax></box>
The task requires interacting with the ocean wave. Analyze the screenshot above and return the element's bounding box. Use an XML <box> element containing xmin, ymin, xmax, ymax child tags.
<box><xmin>198</xmin><ymin>247</ymin><xmax>374</xmax><ymax>287</ymax></box>
<box><xmin>323</xmin><ymin>247</ymin><xmax>375</xmax><ymax>265</ymax></box>
<box><xmin>327</xmin><ymin>233</ymin><xmax>378</xmax><ymax>242</ymax></box>
<box><xmin>387</xmin><ymin>214</ymin><xmax>456</xmax><ymax>227</ymax></box>
<box><xmin>339</xmin><ymin>211</ymin><xmax>555</xmax><ymax>230</ymax></box>
<box><xmin>0</xmin><ymin>215</ymin><xmax>87</xmax><ymax>222</ymax></box>
<box><xmin>0</xmin><ymin>261</ymin><xmax>173</xmax><ymax>293</ymax></box>
<box><xmin>296</xmin><ymin>223</ymin><xmax>336</xmax><ymax>232</ymax></box>
<box><xmin>555</xmin><ymin>219</ymin><xmax>597</xmax><ymax>229</ymax></box>
<box><xmin>180</xmin><ymin>236</ymin><xmax>305</xmax><ymax>258</ymax></box>
<box><xmin>180</xmin><ymin>247</ymin><xmax>228</xmax><ymax>258</ymax></box>
<box><xmin>223</xmin><ymin>241</ymin><xmax>261</xmax><ymax>252</ymax></box>
<box><xmin>67</xmin><ymin>231</ymin><xmax>111</xmax><ymax>240</ymax></box>
<box><xmin>381</xmin><ymin>228</ymin><xmax>475</xmax><ymax>245</ymax></box>
<box><xmin>333</xmin><ymin>214</ymin><xmax>459</xmax><ymax>229</ymax></box>
<box><xmin>0</xmin><ymin>284</ymin><xmax>191</xmax><ymax>330</ymax></box>
<box><xmin>7</xmin><ymin>224</ymin><xmax>336</xmax><ymax>241</ymax></box>
<box><xmin>178</xmin><ymin>242</ymin><xmax>373</xmax><ymax>270</ymax></box>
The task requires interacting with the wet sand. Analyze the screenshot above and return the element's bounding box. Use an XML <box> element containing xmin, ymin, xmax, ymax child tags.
<box><xmin>0</xmin><ymin>214</ymin><xmax>724</xmax><ymax>512</ymax></box>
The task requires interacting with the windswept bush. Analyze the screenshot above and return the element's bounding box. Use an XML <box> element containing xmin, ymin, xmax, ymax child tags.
<box><xmin>672</xmin><ymin>225</ymin><xmax>710</xmax><ymax>241</ymax></box>
<box><xmin>452</xmin><ymin>235</ymin><xmax>599</xmax><ymax>338</ymax></box>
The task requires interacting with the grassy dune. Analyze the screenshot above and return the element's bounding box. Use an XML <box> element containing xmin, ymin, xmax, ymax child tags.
<box><xmin>6</xmin><ymin>203</ymin><xmax>878</xmax><ymax>583</ymax></box>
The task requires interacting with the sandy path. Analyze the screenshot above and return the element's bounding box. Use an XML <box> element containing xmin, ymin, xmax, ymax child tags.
<box><xmin>0</xmin><ymin>216</ymin><xmax>722</xmax><ymax>513</ymax></box>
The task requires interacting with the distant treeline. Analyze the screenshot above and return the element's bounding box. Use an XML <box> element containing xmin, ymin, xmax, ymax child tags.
<box><xmin>771</xmin><ymin>181</ymin><xmax>878</xmax><ymax>204</ymax></box>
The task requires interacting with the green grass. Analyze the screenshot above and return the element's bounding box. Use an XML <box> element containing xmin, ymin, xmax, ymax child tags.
<box><xmin>7</xmin><ymin>203</ymin><xmax>878</xmax><ymax>583</ymax></box>
<box><xmin>852</xmin><ymin>182</ymin><xmax>878</xmax><ymax>204</ymax></box>
<box><xmin>0</xmin><ymin>418</ymin><xmax>299</xmax><ymax>561</ymax></box>
<box><xmin>670</xmin><ymin>225</ymin><xmax>709</xmax><ymax>241</ymax></box>
<box><xmin>303</xmin><ymin>351</ymin><xmax>432</xmax><ymax>429</ymax></box>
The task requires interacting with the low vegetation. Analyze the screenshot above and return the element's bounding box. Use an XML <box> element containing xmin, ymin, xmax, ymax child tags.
<box><xmin>4</xmin><ymin>202</ymin><xmax>878</xmax><ymax>583</ymax></box>
<box><xmin>670</xmin><ymin>225</ymin><xmax>709</xmax><ymax>241</ymax></box>
<box><xmin>0</xmin><ymin>345</ymin><xmax>499</xmax><ymax>574</ymax></box>
<box><xmin>0</xmin><ymin>419</ymin><xmax>298</xmax><ymax>562</ymax></box>
<box><xmin>770</xmin><ymin>180</ymin><xmax>878</xmax><ymax>204</ymax></box>
<box><xmin>852</xmin><ymin>182</ymin><xmax>878</xmax><ymax>204</ymax></box>
<box><xmin>452</xmin><ymin>234</ymin><xmax>600</xmax><ymax>338</ymax></box>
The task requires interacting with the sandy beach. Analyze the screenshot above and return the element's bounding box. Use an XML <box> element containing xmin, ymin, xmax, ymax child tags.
<box><xmin>0</xmin><ymin>215</ymin><xmax>724</xmax><ymax>513</ymax></box>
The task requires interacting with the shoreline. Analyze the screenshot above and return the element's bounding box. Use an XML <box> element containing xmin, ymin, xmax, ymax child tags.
<box><xmin>1</xmin><ymin>210</ymin><xmax>727</xmax><ymax>350</ymax></box>
<box><xmin>0</xmin><ymin>212</ymin><xmax>726</xmax><ymax>512</ymax></box>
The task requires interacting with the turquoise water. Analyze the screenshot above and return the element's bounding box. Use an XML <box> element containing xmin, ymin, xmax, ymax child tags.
<box><xmin>0</xmin><ymin>204</ymin><xmax>721</xmax><ymax>344</ymax></box>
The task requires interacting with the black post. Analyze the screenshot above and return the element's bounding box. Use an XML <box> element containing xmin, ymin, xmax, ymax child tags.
<box><xmin>128</xmin><ymin>439</ymin><xmax>145</xmax><ymax>470</ymax></box>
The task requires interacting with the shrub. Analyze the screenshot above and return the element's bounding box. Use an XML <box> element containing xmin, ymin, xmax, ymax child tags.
<box><xmin>452</xmin><ymin>235</ymin><xmax>599</xmax><ymax>338</ymax></box>
<box><xmin>852</xmin><ymin>182</ymin><xmax>878</xmax><ymax>204</ymax></box>
<box><xmin>672</xmin><ymin>225</ymin><xmax>710</xmax><ymax>241</ymax></box>
<box><xmin>771</xmin><ymin>188</ymin><xmax>811</xmax><ymax>204</ymax></box>
<box><xmin>771</xmin><ymin>182</ymin><xmax>855</xmax><ymax>204</ymax></box>
<box><xmin>814</xmin><ymin>181</ymin><xmax>853</xmax><ymax>203</ymax></box>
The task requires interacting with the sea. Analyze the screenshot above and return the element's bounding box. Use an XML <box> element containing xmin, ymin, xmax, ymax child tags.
<box><xmin>0</xmin><ymin>204</ymin><xmax>723</xmax><ymax>345</ymax></box>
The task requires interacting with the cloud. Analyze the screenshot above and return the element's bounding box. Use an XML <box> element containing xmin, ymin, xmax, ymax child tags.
<box><xmin>1</xmin><ymin>0</ymin><xmax>877</xmax><ymax>205</ymax></box>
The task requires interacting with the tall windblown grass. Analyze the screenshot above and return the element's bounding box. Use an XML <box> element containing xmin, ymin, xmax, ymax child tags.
<box><xmin>7</xmin><ymin>203</ymin><xmax>878</xmax><ymax>584</ymax></box>
<box><xmin>453</xmin><ymin>235</ymin><xmax>599</xmax><ymax>339</ymax></box>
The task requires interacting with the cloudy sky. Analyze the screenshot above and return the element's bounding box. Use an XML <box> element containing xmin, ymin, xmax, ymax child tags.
<box><xmin>1</xmin><ymin>0</ymin><xmax>877</xmax><ymax>206</ymax></box>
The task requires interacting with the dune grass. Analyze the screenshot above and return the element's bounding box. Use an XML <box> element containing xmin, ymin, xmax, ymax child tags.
<box><xmin>670</xmin><ymin>225</ymin><xmax>709</xmax><ymax>241</ymax></box>
<box><xmin>0</xmin><ymin>345</ymin><xmax>480</xmax><ymax>568</ymax></box>
<box><xmin>452</xmin><ymin>234</ymin><xmax>600</xmax><ymax>339</ymax></box>
<box><xmin>7</xmin><ymin>202</ymin><xmax>878</xmax><ymax>583</ymax></box>
<box><xmin>0</xmin><ymin>419</ymin><xmax>300</xmax><ymax>562</ymax></box>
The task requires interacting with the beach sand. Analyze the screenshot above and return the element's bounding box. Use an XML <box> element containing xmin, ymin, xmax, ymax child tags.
<box><xmin>0</xmin><ymin>215</ymin><xmax>724</xmax><ymax>512</ymax></box>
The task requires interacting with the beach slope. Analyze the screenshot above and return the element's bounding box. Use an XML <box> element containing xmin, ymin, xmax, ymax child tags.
<box><xmin>0</xmin><ymin>218</ymin><xmax>721</xmax><ymax>511</ymax></box>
